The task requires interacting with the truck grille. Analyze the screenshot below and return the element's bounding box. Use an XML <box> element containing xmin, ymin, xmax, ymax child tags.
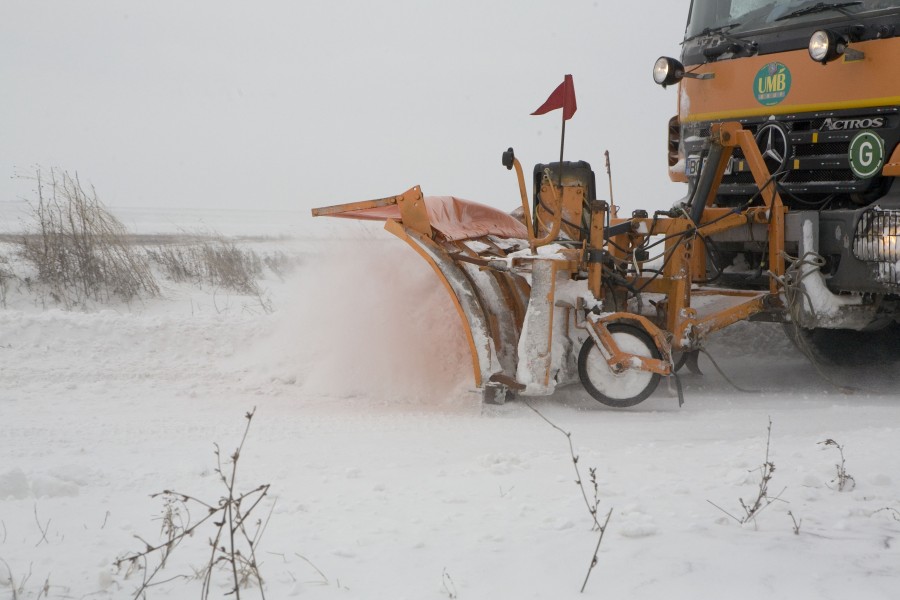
<box><xmin>687</xmin><ymin>108</ymin><xmax>898</xmax><ymax>206</ymax></box>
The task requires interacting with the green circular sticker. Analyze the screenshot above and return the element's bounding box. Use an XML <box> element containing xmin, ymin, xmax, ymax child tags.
<box><xmin>753</xmin><ymin>62</ymin><xmax>791</xmax><ymax>106</ymax></box>
<box><xmin>849</xmin><ymin>130</ymin><xmax>885</xmax><ymax>179</ymax></box>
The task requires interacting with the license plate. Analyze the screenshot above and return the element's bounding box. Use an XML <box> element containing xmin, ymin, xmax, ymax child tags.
<box><xmin>686</xmin><ymin>155</ymin><xmax>733</xmax><ymax>177</ymax></box>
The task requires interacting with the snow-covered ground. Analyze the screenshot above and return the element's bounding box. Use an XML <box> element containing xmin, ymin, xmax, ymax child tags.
<box><xmin>1</xmin><ymin>207</ymin><xmax>899</xmax><ymax>600</ymax></box>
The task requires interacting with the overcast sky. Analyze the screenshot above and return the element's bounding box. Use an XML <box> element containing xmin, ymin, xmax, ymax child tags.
<box><xmin>1</xmin><ymin>1</ymin><xmax>688</xmax><ymax>218</ymax></box>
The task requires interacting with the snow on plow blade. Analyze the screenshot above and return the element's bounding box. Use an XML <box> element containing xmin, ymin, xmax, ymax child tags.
<box><xmin>312</xmin><ymin>186</ymin><xmax>531</xmax><ymax>394</ymax></box>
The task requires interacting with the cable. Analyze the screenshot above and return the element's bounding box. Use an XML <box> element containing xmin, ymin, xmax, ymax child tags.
<box><xmin>696</xmin><ymin>348</ymin><xmax>761</xmax><ymax>393</ymax></box>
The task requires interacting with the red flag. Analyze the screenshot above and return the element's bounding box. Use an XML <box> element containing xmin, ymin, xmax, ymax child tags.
<box><xmin>531</xmin><ymin>74</ymin><xmax>577</xmax><ymax>120</ymax></box>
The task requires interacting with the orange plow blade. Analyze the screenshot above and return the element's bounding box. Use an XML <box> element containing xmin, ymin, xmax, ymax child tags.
<box><xmin>312</xmin><ymin>187</ymin><xmax>532</xmax><ymax>400</ymax></box>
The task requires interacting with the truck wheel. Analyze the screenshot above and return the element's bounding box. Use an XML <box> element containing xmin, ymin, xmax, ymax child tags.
<box><xmin>783</xmin><ymin>323</ymin><xmax>900</xmax><ymax>366</ymax></box>
<box><xmin>578</xmin><ymin>323</ymin><xmax>661</xmax><ymax>408</ymax></box>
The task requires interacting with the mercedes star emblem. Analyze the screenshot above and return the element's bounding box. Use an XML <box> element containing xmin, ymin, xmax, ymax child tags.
<box><xmin>755</xmin><ymin>123</ymin><xmax>791</xmax><ymax>174</ymax></box>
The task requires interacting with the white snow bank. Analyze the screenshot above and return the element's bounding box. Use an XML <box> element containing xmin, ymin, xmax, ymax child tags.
<box><xmin>0</xmin><ymin>212</ymin><xmax>899</xmax><ymax>600</ymax></box>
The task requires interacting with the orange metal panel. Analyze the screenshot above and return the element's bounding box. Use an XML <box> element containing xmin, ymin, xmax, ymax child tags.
<box><xmin>587</xmin><ymin>201</ymin><xmax>606</xmax><ymax>299</ymax></box>
<box><xmin>535</xmin><ymin>185</ymin><xmax>586</xmax><ymax>241</ymax></box>
<box><xmin>591</xmin><ymin>313</ymin><xmax>672</xmax><ymax>375</ymax></box>
<box><xmin>680</xmin><ymin>38</ymin><xmax>900</xmax><ymax>123</ymax></box>
<box><xmin>312</xmin><ymin>191</ymin><xmax>528</xmax><ymax>241</ymax></box>
<box><xmin>311</xmin><ymin>195</ymin><xmax>402</xmax><ymax>218</ymax></box>
<box><xmin>693</xmin><ymin>293</ymin><xmax>770</xmax><ymax>338</ymax></box>
<box><xmin>885</xmin><ymin>144</ymin><xmax>900</xmax><ymax>177</ymax></box>
<box><xmin>396</xmin><ymin>186</ymin><xmax>431</xmax><ymax>238</ymax></box>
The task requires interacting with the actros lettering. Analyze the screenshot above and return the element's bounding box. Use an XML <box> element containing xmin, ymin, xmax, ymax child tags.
<box><xmin>821</xmin><ymin>117</ymin><xmax>885</xmax><ymax>131</ymax></box>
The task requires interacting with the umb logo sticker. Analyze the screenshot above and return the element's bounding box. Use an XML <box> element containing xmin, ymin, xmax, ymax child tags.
<box><xmin>849</xmin><ymin>130</ymin><xmax>885</xmax><ymax>179</ymax></box>
<box><xmin>754</xmin><ymin>62</ymin><xmax>791</xmax><ymax>106</ymax></box>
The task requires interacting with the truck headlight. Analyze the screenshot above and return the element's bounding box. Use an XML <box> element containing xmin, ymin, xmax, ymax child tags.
<box><xmin>653</xmin><ymin>57</ymin><xmax>684</xmax><ymax>87</ymax></box>
<box><xmin>809</xmin><ymin>30</ymin><xmax>841</xmax><ymax>63</ymax></box>
<box><xmin>853</xmin><ymin>209</ymin><xmax>900</xmax><ymax>263</ymax></box>
<box><xmin>809</xmin><ymin>29</ymin><xmax>864</xmax><ymax>64</ymax></box>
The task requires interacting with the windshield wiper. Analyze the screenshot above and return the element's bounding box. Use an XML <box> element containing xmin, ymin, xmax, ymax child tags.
<box><xmin>775</xmin><ymin>1</ymin><xmax>862</xmax><ymax>22</ymax></box>
<box><xmin>683</xmin><ymin>22</ymin><xmax>758</xmax><ymax>60</ymax></box>
<box><xmin>703</xmin><ymin>40</ymin><xmax>757</xmax><ymax>59</ymax></box>
<box><xmin>683</xmin><ymin>22</ymin><xmax>742</xmax><ymax>44</ymax></box>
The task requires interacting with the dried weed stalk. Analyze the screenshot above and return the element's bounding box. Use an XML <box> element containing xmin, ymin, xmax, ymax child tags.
<box><xmin>19</xmin><ymin>168</ymin><xmax>158</xmax><ymax>306</ymax></box>
<box><xmin>522</xmin><ymin>401</ymin><xmax>613</xmax><ymax>594</ymax></box>
<box><xmin>874</xmin><ymin>507</ymin><xmax>900</xmax><ymax>521</ymax></box>
<box><xmin>819</xmin><ymin>438</ymin><xmax>856</xmax><ymax>492</ymax></box>
<box><xmin>441</xmin><ymin>568</ymin><xmax>457</xmax><ymax>599</ymax></box>
<box><xmin>523</xmin><ymin>401</ymin><xmax>603</xmax><ymax>530</ymax></box>
<box><xmin>580</xmin><ymin>508</ymin><xmax>613</xmax><ymax>593</ymax></box>
<box><xmin>115</xmin><ymin>408</ymin><xmax>271</xmax><ymax>599</ymax></box>
<box><xmin>709</xmin><ymin>417</ymin><xmax>785</xmax><ymax>525</ymax></box>
<box><xmin>787</xmin><ymin>510</ymin><xmax>802</xmax><ymax>535</ymax></box>
<box><xmin>0</xmin><ymin>557</ymin><xmax>32</xmax><ymax>600</ymax></box>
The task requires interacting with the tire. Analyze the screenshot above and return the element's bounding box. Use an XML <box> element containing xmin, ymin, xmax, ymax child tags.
<box><xmin>578</xmin><ymin>323</ymin><xmax>662</xmax><ymax>408</ymax></box>
<box><xmin>783</xmin><ymin>322</ymin><xmax>900</xmax><ymax>367</ymax></box>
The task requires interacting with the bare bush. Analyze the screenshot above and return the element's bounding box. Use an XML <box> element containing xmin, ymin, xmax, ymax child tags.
<box><xmin>116</xmin><ymin>408</ymin><xmax>271</xmax><ymax>599</ymax></box>
<box><xmin>19</xmin><ymin>168</ymin><xmax>158</xmax><ymax>307</ymax></box>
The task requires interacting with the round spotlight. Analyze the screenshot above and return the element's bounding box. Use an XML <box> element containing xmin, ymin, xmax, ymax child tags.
<box><xmin>653</xmin><ymin>56</ymin><xmax>685</xmax><ymax>87</ymax></box>
<box><xmin>809</xmin><ymin>30</ymin><xmax>843</xmax><ymax>63</ymax></box>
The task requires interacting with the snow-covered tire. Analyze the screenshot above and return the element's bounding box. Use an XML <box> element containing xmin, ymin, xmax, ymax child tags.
<box><xmin>578</xmin><ymin>323</ymin><xmax>662</xmax><ymax>408</ymax></box>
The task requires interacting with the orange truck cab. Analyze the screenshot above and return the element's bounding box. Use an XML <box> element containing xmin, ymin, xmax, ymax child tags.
<box><xmin>655</xmin><ymin>0</ymin><xmax>900</xmax><ymax>358</ymax></box>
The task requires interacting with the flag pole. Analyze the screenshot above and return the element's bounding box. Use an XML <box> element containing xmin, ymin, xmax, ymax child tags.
<box><xmin>559</xmin><ymin>111</ymin><xmax>566</xmax><ymax>163</ymax></box>
<box><xmin>558</xmin><ymin>100</ymin><xmax>566</xmax><ymax>185</ymax></box>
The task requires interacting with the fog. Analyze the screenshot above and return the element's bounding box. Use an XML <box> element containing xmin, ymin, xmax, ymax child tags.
<box><xmin>1</xmin><ymin>1</ymin><xmax>688</xmax><ymax>217</ymax></box>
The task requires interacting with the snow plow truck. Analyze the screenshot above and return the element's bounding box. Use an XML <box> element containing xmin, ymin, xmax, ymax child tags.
<box><xmin>313</xmin><ymin>0</ymin><xmax>900</xmax><ymax>407</ymax></box>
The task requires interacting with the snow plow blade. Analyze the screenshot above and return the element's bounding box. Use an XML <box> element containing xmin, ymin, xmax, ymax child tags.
<box><xmin>312</xmin><ymin>186</ymin><xmax>531</xmax><ymax>396</ymax></box>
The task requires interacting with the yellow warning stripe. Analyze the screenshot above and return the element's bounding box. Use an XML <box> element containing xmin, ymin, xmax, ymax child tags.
<box><xmin>683</xmin><ymin>96</ymin><xmax>900</xmax><ymax>123</ymax></box>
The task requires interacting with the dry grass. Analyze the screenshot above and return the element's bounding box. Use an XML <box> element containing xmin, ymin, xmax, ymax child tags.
<box><xmin>261</xmin><ymin>250</ymin><xmax>302</xmax><ymax>280</ymax></box>
<box><xmin>0</xmin><ymin>253</ymin><xmax>13</xmax><ymax>308</ymax></box>
<box><xmin>4</xmin><ymin>168</ymin><xmax>299</xmax><ymax>311</ymax></box>
<box><xmin>18</xmin><ymin>168</ymin><xmax>159</xmax><ymax>307</ymax></box>
<box><xmin>148</xmin><ymin>237</ymin><xmax>263</xmax><ymax>295</ymax></box>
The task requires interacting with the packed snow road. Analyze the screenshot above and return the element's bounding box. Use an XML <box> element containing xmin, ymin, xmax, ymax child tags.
<box><xmin>1</xmin><ymin>236</ymin><xmax>898</xmax><ymax>600</ymax></box>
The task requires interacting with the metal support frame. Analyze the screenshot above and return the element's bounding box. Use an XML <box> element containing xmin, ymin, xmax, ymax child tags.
<box><xmin>601</xmin><ymin>122</ymin><xmax>786</xmax><ymax>352</ymax></box>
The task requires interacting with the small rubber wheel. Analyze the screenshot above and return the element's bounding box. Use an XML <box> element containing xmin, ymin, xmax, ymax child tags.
<box><xmin>578</xmin><ymin>323</ymin><xmax>662</xmax><ymax>408</ymax></box>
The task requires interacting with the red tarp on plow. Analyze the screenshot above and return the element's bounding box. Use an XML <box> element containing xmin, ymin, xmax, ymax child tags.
<box><xmin>326</xmin><ymin>196</ymin><xmax>528</xmax><ymax>242</ymax></box>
